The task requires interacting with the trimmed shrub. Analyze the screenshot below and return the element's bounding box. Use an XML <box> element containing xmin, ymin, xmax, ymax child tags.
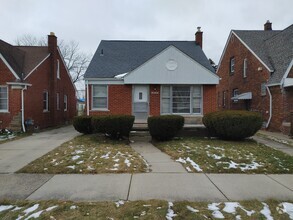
<box><xmin>73</xmin><ymin>116</ymin><xmax>93</xmax><ymax>134</ymax></box>
<box><xmin>202</xmin><ymin>110</ymin><xmax>262</xmax><ymax>140</ymax></box>
<box><xmin>92</xmin><ymin>115</ymin><xmax>135</xmax><ymax>139</ymax></box>
<box><xmin>148</xmin><ymin>115</ymin><xmax>184</xmax><ymax>141</ymax></box>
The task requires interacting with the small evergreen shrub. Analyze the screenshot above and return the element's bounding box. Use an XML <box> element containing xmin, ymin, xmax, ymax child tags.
<box><xmin>73</xmin><ymin>116</ymin><xmax>93</xmax><ymax>134</ymax></box>
<box><xmin>202</xmin><ymin>110</ymin><xmax>262</xmax><ymax>140</ymax></box>
<box><xmin>92</xmin><ymin>115</ymin><xmax>135</xmax><ymax>139</ymax></box>
<box><xmin>148</xmin><ymin>115</ymin><xmax>184</xmax><ymax>141</ymax></box>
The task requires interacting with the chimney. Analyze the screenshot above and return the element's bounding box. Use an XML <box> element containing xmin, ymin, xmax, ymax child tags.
<box><xmin>48</xmin><ymin>32</ymin><xmax>57</xmax><ymax>53</ymax></box>
<box><xmin>264</xmin><ymin>20</ymin><xmax>272</xmax><ymax>31</ymax></box>
<box><xmin>195</xmin><ymin>27</ymin><xmax>203</xmax><ymax>48</ymax></box>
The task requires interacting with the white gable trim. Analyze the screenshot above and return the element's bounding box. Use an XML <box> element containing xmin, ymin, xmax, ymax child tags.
<box><xmin>24</xmin><ymin>54</ymin><xmax>50</xmax><ymax>80</ymax></box>
<box><xmin>282</xmin><ymin>58</ymin><xmax>293</xmax><ymax>79</ymax></box>
<box><xmin>0</xmin><ymin>53</ymin><xmax>21</xmax><ymax>80</ymax></box>
<box><xmin>217</xmin><ymin>31</ymin><xmax>273</xmax><ymax>73</ymax></box>
<box><xmin>124</xmin><ymin>45</ymin><xmax>218</xmax><ymax>85</ymax></box>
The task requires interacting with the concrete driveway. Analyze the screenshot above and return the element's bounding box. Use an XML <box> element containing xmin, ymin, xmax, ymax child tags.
<box><xmin>0</xmin><ymin>126</ymin><xmax>79</xmax><ymax>173</ymax></box>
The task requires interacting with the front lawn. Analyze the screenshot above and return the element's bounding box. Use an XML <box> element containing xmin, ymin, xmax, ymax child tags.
<box><xmin>0</xmin><ymin>199</ymin><xmax>292</xmax><ymax>220</ymax></box>
<box><xmin>154</xmin><ymin>138</ymin><xmax>293</xmax><ymax>174</ymax></box>
<box><xmin>18</xmin><ymin>134</ymin><xmax>149</xmax><ymax>174</ymax></box>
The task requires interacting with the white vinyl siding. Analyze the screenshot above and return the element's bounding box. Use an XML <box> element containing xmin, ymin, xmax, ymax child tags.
<box><xmin>92</xmin><ymin>85</ymin><xmax>108</xmax><ymax>110</ymax></box>
<box><xmin>161</xmin><ymin>85</ymin><xmax>202</xmax><ymax>114</ymax></box>
<box><xmin>0</xmin><ymin>86</ymin><xmax>8</xmax><ymax>112</ymax></box>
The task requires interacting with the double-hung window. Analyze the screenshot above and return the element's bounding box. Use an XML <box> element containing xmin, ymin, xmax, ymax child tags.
<box><xmin>243</xmin><ymin>58</ymin><xmax>247</xmax><ymax>78</ymax></box>
<box><xmin>43</xmin><ymin>91</ymin><xmax>49</xmax><ymax>111</ymax></box>
<box><xmin>57</xmin><ymin>59</ymin><xmax>60</xmax><ymax>79</ymax></box>
<box><xmin>230</xmin><ymin>57</ymin><xmax>235</xmax><ymax>74</ymax></box>
<box><xmin>64</xmin><ymin>95</ymin><xmax>68</xmax><ymax>111</ymax></box>
<box><xmin>0</xmin><ymin>86</ymin><xmax>8</xmax><ymax>112</ymax></box>
<box><xmin>92</xmin><ymin>85</ymin><xmax>108</xmax><ymax>110</ymax></box>
<box><xmin>161</xmin><ymin>85</ymin><xmax>202</xmax><ymax>114</ymax></box>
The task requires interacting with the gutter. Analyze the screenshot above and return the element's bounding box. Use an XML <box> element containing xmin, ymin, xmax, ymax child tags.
<box><xmin>265</xmin><ymin>85</ymin><xmax>272</xmax><ymax>128</ymax></box>
<box><xmin>21</xmin><ymin>88</ymin><xmax>26</xmax><ymax>132</ymax></box>
<box><xmin>86</xmin><ymin>80</ymin><xmax>89</xmax><ymax>116</ymax></box>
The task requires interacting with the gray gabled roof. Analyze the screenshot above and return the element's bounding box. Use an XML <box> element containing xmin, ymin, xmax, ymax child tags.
<box><xmin>233</xmin><ymin>24</ymin><xmax>293</xmax><ymax>84</ymax></box>
<box><xmin>84</xmin><ymin>40</ymin><xmax>215</xmax><ymax>79</ymax></box>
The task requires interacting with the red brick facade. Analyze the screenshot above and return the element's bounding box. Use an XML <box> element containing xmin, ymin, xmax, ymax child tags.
<box><xmin>217</xmin><ymin>32</ymin><xmax>293</xmax><ymax>134</ymax></box>
<box><xmin>87</xmin><ymin>84</ymin><xmax>217</xmax><ymax>118</ymax></box>
<box><xmin>0</xmin><ymin>35</ymin><xmax>76</xmax><ymax>130</ymax></box>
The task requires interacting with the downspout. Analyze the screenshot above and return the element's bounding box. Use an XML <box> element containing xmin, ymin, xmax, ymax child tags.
<box><xmin>265</xmin><ymin>85</ymin><xmax>272</xmax><ymax>128</ymax></box>
<box><xmin>86</xmin><ymin>80</ymin><xmax>89</xmax><ymax>116</ymax></box>
<box><xmin>21</xmin><ymin>87</ymin><xmax>26</xmax><ymax>132</ymax></box>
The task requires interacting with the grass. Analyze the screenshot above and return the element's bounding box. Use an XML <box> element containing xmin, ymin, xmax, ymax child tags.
<box><xmin>0</xmin><ymin>199</ymin><xmax>292</xmax><ymax>219</ymax></box>
<box><xmin>154</xmin><ymin>137</ymin><xmax>293</xmax><ymax>174</ymax></box>
<box><xmin>18</xmin><ymin>134</ymin><xmax>149</xmax><ymax>174</ymax></box>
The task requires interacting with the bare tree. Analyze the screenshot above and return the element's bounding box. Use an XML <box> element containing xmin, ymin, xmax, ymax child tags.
<box><xmin>15</xmin><ymin>34</ymin><xmax>91</xmax><ymax>83</ymax></box>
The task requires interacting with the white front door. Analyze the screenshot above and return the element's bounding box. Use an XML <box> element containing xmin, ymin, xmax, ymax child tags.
<box><xmin>133</xmin><ymin>85</ymin><xmax>149</xmax><ymax>121</ymax></box>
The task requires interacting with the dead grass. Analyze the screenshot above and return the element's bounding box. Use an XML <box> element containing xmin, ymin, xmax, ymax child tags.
<box><xmin>0</xmin><ymin>199</ymin><xmax>292</xmax><ymax>220</ymax></box>
<box><xmin>18</xmin><ymin>134</ymin><xmax>149</xmax><ymax>174</ymax></box>
<box><xmin>154</xmin><ymin>137</ymin><xmax>293</xmax><ymax>174</ymax></box>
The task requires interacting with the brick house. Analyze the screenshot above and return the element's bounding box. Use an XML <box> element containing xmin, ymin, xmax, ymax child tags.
<box><xmin>0</xmin><ymin>33</ymin><xmax>76</xmax><ymax>131</ymax></box>
<box><xmin>84</xmin><ymin>29</ymin><xmax>219</xmax><ymax>123</ymax></box>
<box><xmin>217</xmin><ymin>21</ymin><xmax>293</xmax><ymax>134</ymax></box>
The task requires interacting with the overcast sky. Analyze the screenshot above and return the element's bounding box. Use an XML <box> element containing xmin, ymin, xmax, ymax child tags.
<box><xmin>1</xmin><ymin>0</ymin><xmax>292</xmax><ymax>65</ymax></box>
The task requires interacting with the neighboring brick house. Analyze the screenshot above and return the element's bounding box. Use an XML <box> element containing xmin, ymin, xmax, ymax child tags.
<box><xmin>217</xmin><ymin>21</ymin><xmax>293</xmax><ymax>134</ymax></box>
<box><xmin>0</xmin><ymin>33</ymin><xmax>76</xmax><ymax>131</ymax></box>
<box><xmin>84</xmin><ymin>29</ymin><xmax>219</xmax><ymax>124</ymax></box>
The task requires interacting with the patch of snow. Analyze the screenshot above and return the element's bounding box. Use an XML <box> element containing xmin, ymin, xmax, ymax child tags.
<box><xmin>12</xmin><ymin>206</ymin><xmax>22</xmax><ymax>211</ymax></box>
<box><xmin>74</xmin><ymin>150</ymin><xmax>84</xmax><ymax>154</ymax></box>
<box><xmin>186</xmin><ymin>157</ymin><xmax>202</xmax><ymax>172</ymax></box>
<box><xmin>23</xmin><ymin>204</ymin><xmax>39</xmax><ymax>216</ymax></box>
<box><xmin>207</xmin><ymin>152</ymin><xmax>224</xmax><ymax>160</ymax></box>
<box><xmin>236</xmin><ymin>215</ymin><xmax>241</xmax><ymax>220</ymax></box>
<box><xmin>50</xmin><ymin>159</ymin><xmax>57</xmax><ymax>163</ymax></box>
<box><xmin>76</xmin><ymin>160</ymin><xmax>84</xmax><ymax>165</ymax></box>
<box><xmin>166</xmin><ymin>202</ymin><xmax>177</xmax><ymax>220</ymax></box>
<box><xmin>176</xmin><ymin>157</ymin><xmax>186</xmax><ymax>164</ymax></box>
<box><xmin>70</xmin><ymin>205</ymin><xmax>77</xmax><ymax>210</ymax></box>
<box><xmin>0</xmin><ymin>205</ymin><xmax>14</xmax><ymax>212</ymax></box>
<box><xmin>46</xmin><ymin>205</ymin><xmax>58</xmax><ymax>212</ymax></box>
<box><xmin>115</xmin><ymin>200</ymin><xmax>125</xmax><ymax>208</ymax></box>
<box><xmin>140</xmin><ymin>211</ymin><xmax>146</xmax><ymax>216</ymax></box>
<box><xmin>25</xmin><ymin>210</ymin><xmax>43</xmax><ymax>219</ymax></box>
<box><xmin>223</xmin><ymin>202</ymin><xmax>255</xmax><ymax>216</ymax></box>
<box><xmin>72</xmin><ymin>155</ymin><xmax>80</xmax><ymax>160</ymax></box>
<box><xmin>240</xmin><ymin>162</ymin><xmax>262</xmax><ymax>171</ymax></box>
<box><xmin>143</xmin><ymin>204</ymin><xmax>152</xmax><ymax>207</ymax></box>
<box><xmin>279</xmin><ymin>202</ymin><xmax>293</xmax><ymax>219</ymax></box>
<box><xmin>208</xmin><ymin>203</ymin><xmax>225</xmax><ymax>219</ymax></box>
<box><xmin>113</xmin><ymin>159</ymin><xmax>119</xmax><ymax>162</ymax></box>
<box><xmin>110</xmin><ymin>168</ymin><xmax>118</xmax><ymax>171</ymax></box>
<box><xmin>113</xmin><ymin>164</ymin><xmax>119</xmax><ymax>167</ymax></box>
<box><xmin>124</xmin><ymin>159</ymin><xmax>131</xmax><ymax>167</ymax></box>
<box><xmin>186</xmin><ymin>205</ymin><xmax>199</xmax><ymax>213</ymax></box>
<box><xmin>101</xmin><ymin>151</ymin><xmax>111</xmax><ymax>159</ymax></box>
<box><xmin>87</xmin><ymin>166</ymin><xmax>95</xmax><ymax>171</ymax></box>
<box><xmin>186</xmin><ymin>167</ymin><xmax>192</xmax><ymax>172</ymax></box>
<box><xmin>114</xmin><ymin>72</ymin><xmax>128</xmax><ymax>79</ymax></box>
<box><xmin>44</xmin><ymin>168</ymin><xmax>48</xmax><ymax>171</ymax></box>
<box><xmin>218</xmin><ymin>161</ymin><xmax>262</xmax><ymax>171</ymax></box>
<box><xmin>260</xmin><ymin>203</ymin><xmax>273</xmax><ymax>220</ymax></box>
<box><xmin>157</xmin><ymin>207</ymin><xmax>162</xmax><ymax>209</ymax></box>
<box><xmin>66</xmin><ymin>165</ymin><xmax>75</xmax><ymax>169</ymax></box>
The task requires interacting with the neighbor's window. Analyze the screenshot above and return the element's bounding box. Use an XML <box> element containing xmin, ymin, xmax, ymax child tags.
<box><xmin>43</xmin><ymin>91</ymin><xmax>49</xmax><ymax>111</ymax></box>
<box><xmin>56</xmin><ymin>93</ymin><xmax>60</xmax><ymax>110</ymax></box>
<box><xmin>232</xmin><ymin>88</ymin><xmax>239</xmax><ymax>103</ymax></box>
<box><xmin>261</xmin><ymin>83</ymin><xmax>266</xmax><ymax>96</ymax></box>
<box><xmin>161</xmin><ymin>85</ymin><xmax>202</xmax><ymax>114</ymax></box>
<box><xmin>222</xmin><ymin>91</ymin><xmax>226</xmax><ymax>107</ymax></box>
<box><xmin>92</xmin><ymin>85</ymin><xmax>108</xmax><ymax>109</ymax></box>
<box><xmin>243</xmin><ymin>58</ymin><xmax>247</xmax><ymax>78</ymax></box>
<box><xmin>64</xmin><ymin>95</ymin><xmax>68</xmax><ymax>111</ymax></box>
<box><xmin>230</xmin><ymin>57</ymin><xmax>235</xmax><ymax>74</ymax></box>
<box><xmin>0</xmin><ymin>86</ymin><xmax>8</xmax><ymax>112</ymax></box>
<box><xmin>57</xmin><ymin>59</ymin><xmax>60</xmax><ymax>79</ymax></box>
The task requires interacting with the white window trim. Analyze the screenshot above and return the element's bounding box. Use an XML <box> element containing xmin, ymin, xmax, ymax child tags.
<box><xmin>160</xmin><ymin>85</ymin><xmax>203</xmax><ymax>115</ymax></box>
<box><xmin>91</xmin><ymin>85</ymin><xmax>109</xmax><ymax>111</ymax></box>
<box><xmin>43</xmin><ymin>91</ymin><xmax>49</xmax><ymax>112</ymax></box>
<box><xmin>57</xmin><ymin>59</ymin><xmax>60</xmax><ymax>79</ymax></box>
<box><xmin>0</xmin><ymin>85</ymin><xmax>9</xmax><ymax>113</ymax></box>
<box><xmin>64</xmin><ymin>94</ymin><xmax>68</xmax><ymax>111</ymax></box>
<box><xmin>56</xmin><ymin>93</ymin><xmax>60</xmax><ymax>110</ymax></box>
<box><xmin>243</xmin><ymin>58</ymin><xmax>247</xmax><ymax>78</ymax></box>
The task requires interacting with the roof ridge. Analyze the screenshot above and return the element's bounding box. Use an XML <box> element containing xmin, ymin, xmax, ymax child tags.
<box><xmin>264</xmin><ymin>24</ymin><xmax>293</xmax><ymax>42</ymax></box>
<box><xmin>101</xmin><ymin>40</ymin><xmax>194</xmax><ymax>42</ymax></box>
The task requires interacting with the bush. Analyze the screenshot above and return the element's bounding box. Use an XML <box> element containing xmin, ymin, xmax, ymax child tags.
<box><xmin>92</xmin><ymin>115</ymin><xmax>135</xmax><ymax>139</ymax></box>
<box><xmin>202</xmin><ymin>110</ymin><xmax>262</xmax><ymax>140</ymax></box>
<box><xmin>148</xmin><ymin>115</ymin><xmax>184</xmax><ymax>141</ymax></box>
<box><xmin>73</xmin><ymin>116</ymin><xmax>93</xmax><ymax>134</ymax></box>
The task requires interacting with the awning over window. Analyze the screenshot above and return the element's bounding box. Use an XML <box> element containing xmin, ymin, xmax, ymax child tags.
<box><xmin>231</xmin><ymin>92</ymin><xmax>252</xmax><ymax>100</ymax></box>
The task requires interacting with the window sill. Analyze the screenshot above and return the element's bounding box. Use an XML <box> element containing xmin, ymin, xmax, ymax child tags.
<box><xmin>0</xmin><ymin>111</ymin><xmax>9</xmax><ymax>113</ymax></box>
<box><xmin>43</xmin><ymin>110</ymin><xmax>50</xmax><ymax>113</ymax></box>
<box><xmin>91</xmin><ymin>109</ymin><xmax>110</xmax><ymax>112</ymax></box>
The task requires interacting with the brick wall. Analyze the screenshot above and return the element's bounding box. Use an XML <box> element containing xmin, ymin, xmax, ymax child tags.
<box><xmin>203</xmin><ymin>85</ymin><xmax>217</xmax><ymax>114</ymax></box>
<box><xmin>217</xmin><ymin>33</ymin><xmax>272</xmax><ymax>125</ymax></box>
<box><xmin>0</xmin><ymin>59</ymin><xmax>21</xmax><ymax>129</ymax></box>
<box><xmin>89</xmin><ymin>84</ymin><xmax>132</xmax><ymax>116</ymax></box>
<box><xmin>149</xmin><ymin>85</ymin><xmax>160</xmax><ymax>116</ymax></box>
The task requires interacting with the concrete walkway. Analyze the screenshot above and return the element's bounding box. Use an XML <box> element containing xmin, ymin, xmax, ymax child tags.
<box><xmin>0</xmin><ymin>173</ymin><xmax>292</xmax><ymax>202</ymax></box>
<box><xmin>0</xmin><ymin>126</ymin><xmax>79</xmax><ymax>173</ymax></box>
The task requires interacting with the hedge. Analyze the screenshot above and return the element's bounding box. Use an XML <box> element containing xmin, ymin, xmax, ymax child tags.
<box><xmin>73</xmin><ymin>116</ymin><xmax>93</xmax><ymax>134</ymax></box>
<box><xmin>202</xmin><ymin>110</ymin><xmax>263</xmax><ymax>140</ymax></box>
<box><xmin>148</xmin><ymin>115</ymin><xmax>184</xmax><ymax>141</ymax></box>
